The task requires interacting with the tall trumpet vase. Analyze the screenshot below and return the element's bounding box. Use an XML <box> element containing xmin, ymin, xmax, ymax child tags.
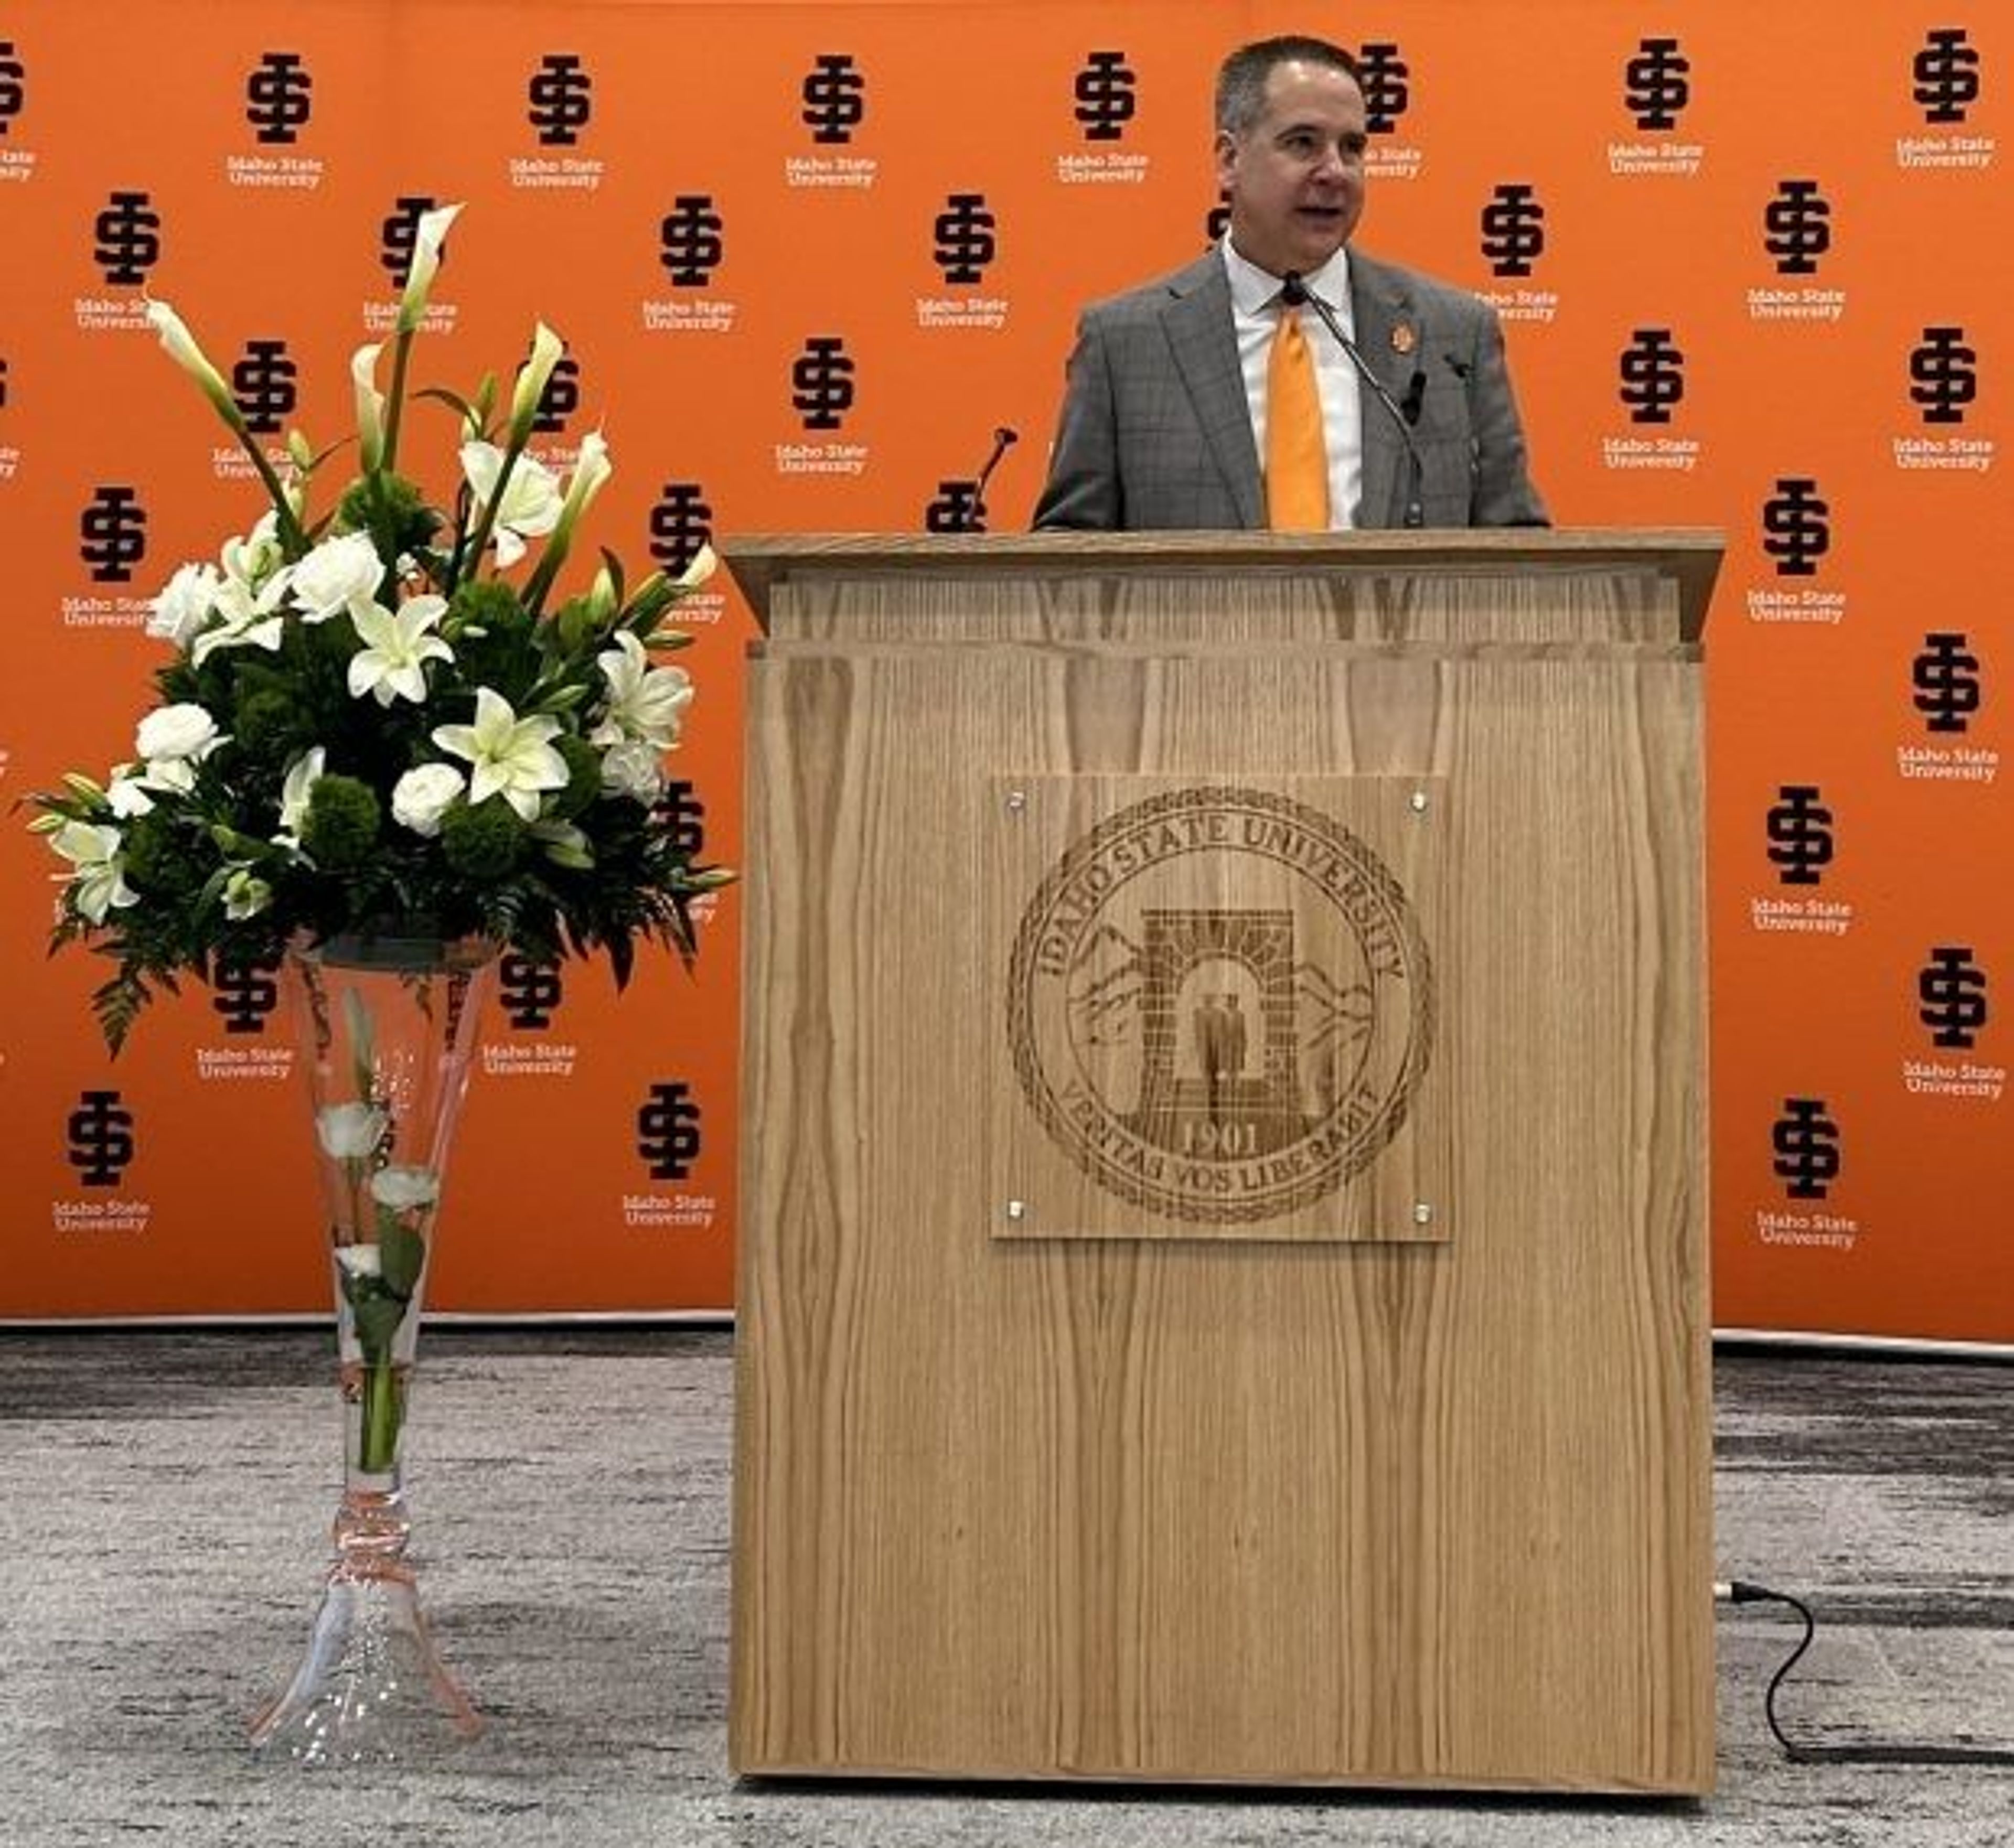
<box><xmin>250</xmin><ymin>932</ymin><xmax>496</xmax><ymax>1766</ymax></box>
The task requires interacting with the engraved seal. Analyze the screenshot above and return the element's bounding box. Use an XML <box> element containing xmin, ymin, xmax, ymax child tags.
<box><xmin>1006</xmin><ymin>786</ymin><xmax>1434</xmax><ymax>1223</ymax></box>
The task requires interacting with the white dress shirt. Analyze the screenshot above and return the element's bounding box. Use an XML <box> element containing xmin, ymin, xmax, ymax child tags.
<box><xmin>1223</xmin><ymin>237</ymin><xmax>1363</xmax><ymax>529</ymax></box>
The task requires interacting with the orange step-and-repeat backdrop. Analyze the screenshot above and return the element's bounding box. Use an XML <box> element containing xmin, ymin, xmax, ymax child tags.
<box><xmin>1</xmin><ymin>3</ymin><xmax>2006</xmax><ymax>1342</ymax></box>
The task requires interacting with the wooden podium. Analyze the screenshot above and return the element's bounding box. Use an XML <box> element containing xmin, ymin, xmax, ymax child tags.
<box><xmin>725</xmin><ymin>530</ymin><xmax>1720</xmax><ymax>1793</ymax></box>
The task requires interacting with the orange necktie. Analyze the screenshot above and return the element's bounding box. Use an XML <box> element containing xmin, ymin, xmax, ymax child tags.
<box><xmin>1265</xmin><ymin>300</ymin><xmax>1329</xmax><ymax>531</ymax></box>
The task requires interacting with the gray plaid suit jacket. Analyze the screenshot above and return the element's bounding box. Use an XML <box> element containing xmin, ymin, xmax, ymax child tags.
<box><xmin>1031</xmin><ymin>247</ymin><xmax>1548</xmax><ymax>531</ymax></box>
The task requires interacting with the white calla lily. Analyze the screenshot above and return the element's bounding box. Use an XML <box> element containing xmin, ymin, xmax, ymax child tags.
<box><xmin>275</xmin><ymin>747</ymin><xmax>326</xmax><ymax>845</ymax></box>
<box><xmin>334</xmin><ymin>1243</ymin><xmax>383</xmax><ymax>1280</ymax></box>
<box><xmin>509</xmin><ymin>321</ymin><xmax>566</xmax><ymax>437</ymax></box>
<box><xmin>347</xmin><ymin>594</ymin><xmax>454</xmax><ymax>706</ymax></box>
<box><xmin>143</xmin><ymin>298</ymin><xmax>240</xmax><ymax>427</ymax></box>
<box><xmin>351</xmin><ymin>342</ymin><xmax>388</xmax><ymax>470</ymax></box>
<box><xmin>397</xmin><ymin>201</ymin><xmax>464</xmax><ymax>332</ymax></box>
<box><xmin>431</xmin><ymin>687</ymin><xmax>569</xmax><ymax>822</ymax></box>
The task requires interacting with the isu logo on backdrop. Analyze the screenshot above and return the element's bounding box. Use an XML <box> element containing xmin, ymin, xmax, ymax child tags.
<box><xmin>1913</xmin><ymin>27</ymin><xmax>1981</xmax><ymax>124</ymax></box>
<box><xmin>1900</xmin><ymin>30</ymin><xmax>1994</xmax><ymax>178</ymax></box>
<box><xmin>1618</xmin><ymin>328</ymin><xmax>1686</xmax><ymax>424</ymax></box>
<box><xmin>208</xmin><ymin>950</ymin><xmax>282</xmax><ymax>1036</ymax></box>
<box><xmin>515</xmin><ymin>53</ymin><xmax>604</xmax><ymax>191</ymax></box>
<box><xmin>790</xmin><ymin>55</ymin><xmax>875</xmax><ymax>189</ymax></box>
<box><xmin>67</xmin><ymin>1090</ymin><xmax>136</xmax><ymax>1188</ymax></box>
<box><xmin>1755</xmin><ymin>785</ymin><xmax>1852</xmax><ymax>938</ymax></box>
<box><xmin>1906</xmin><ymin>948</ymin><xmax>2004</xmax><ymax>1104</ymax></box>
<box><xmin>1612</xmin><ymin>36</ymin><xmax>1702</xmax><ymax>175</ymax></box>
<box><xmin>498</xmin><ymin>953</ymin><xmax>564</xmax><ymax>1031</ymax></box>
<box><xmin>0</xmin><ymin>354</ymin><xmax>16</xmax><ymax>483</ymax></box>
<box><xmin>1605</xmin><ymin>328</ymin><xmax>1699</xmax><ymax>472</ymax></box>
<box><xmin>233</xmin><ymin>54</ymin><xmax>322</xmax><ymax>192</ymax></box>
<box><xmin>0</xmin><ymin>38</ymin><xmax>26</xmax><ymax>138</ymax></box>
<box><xmin>648</xmin><ymin>482</ymin><xmax>712</xmax><ymax>575</ymax></box>
<box><xmin>1624</xmin><ymin>36</ymin><xmax>1689</xmax><ymax>130</ymax></box>
<box><xmin>933</xmin><ymin>193</ymin><xmax>997</xmax><ymax>285</ymax></box>
<box><xmin>527</xmin><ymin>53</ymin><xmax>592</xmax><ymax>145</ymax></box>
<box><xmin>1763</xmin><ymin>179</ymin><xmax>1830</xmax><ymax>273</ymax></box>
<box><xmin>1898</xmin><ymin>326</ymin><xmax>1994</xmax><ymax>476</ymax></box>
<box><xmin>78</xmin><ymin>486</ymin><xmax>146</xmax><ymax>584</ymax></box>
<box><xmin>92</xmin><ymin>190</ymin><xmax>161</xmax><ymax>286</ymax></box>
<box><xmin>1073</xmin><ymin>51</ymin><xmax>1136</xmax><ymax>141</ymax></box>
<box><xmin>1919</xmin><ymin>948</ymin><xmax>1989</xmax><ymax>1050</ymax></box>
<box><xmin>231</xmin><ymin>339</ymin><xmax>296</xmax><ymax>437</ymax></box>
<box><xmin>1771</xmin><ymin>1099</ymin><xmax>1841</xmax><ymax>1200</ymax></box>
<box><xmin>1477</xmin><ymin>185</ymin><xmax>1556</xmax><ymax>323</ymax></box>
<box><xmin>244</xmin><ymin>52</ymin><xmax>312</xmax><ymax>144</ymax></box>
<box><xmin>790</xmin><ymin>336</ymin><xmax>854</xmax><ymax>429</ymax></box>
<box><xmin>661</xmin><ymin>781</ymin><xmax>707</xmax><ymax>858</ymax></box>
<box><xmin>637</xmin><ymin>1081</ymin><xmax>702</xmax><ymax>1179</ymax></box>
<box><xmin>660</xmin><ymin>196</ymin><xmax>725</xmax><ymax>287</ymax></box>
<box><xmin>1750</xmin><ymin>478</ymin><xmax>1846</xmax><ymax>626</ymax></box>
<box><xmin>1913</xmin><ymin>633</ymin><xmax>1984</xmax><ymax>734</ymax></box>
<box><xmin>1059</xmin><ymin>52</ymin><xmax>1148</xmax><ymax>185</ymax></box>
<box><xmin>484</xmin><ymin>953</ymin><xmax>576</xmax><ymax>1079</ymax></box>
<box><xmin>1355</xmin><ymin>42</ymin><xmax>1421</xmax><ymax>180</ymax></box>
<box><xmin>531</xmin><ymin>355</ymin><xmax>580</xmax><ymax>435</ymax></box>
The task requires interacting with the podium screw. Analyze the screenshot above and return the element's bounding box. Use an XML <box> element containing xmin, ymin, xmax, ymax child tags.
<box><xmin>1005</xmin><ymin>1199</ymin><xmax>1027</xmax><ymax>1221</ymax></box>
<box><xmin>1412</xmin><ymin>1201</ymin><xmax>1434</xmax><ymax>1225</ymax></box>
<box><xmin>1409</xmin><ymin>790</ymin><xmax>1430</xmax><ymax>815</ymax></box>
<box><xmin>1005</xmin><ymin>789</ymin><xmax>1026</xmax><ymax>813</ymax></box>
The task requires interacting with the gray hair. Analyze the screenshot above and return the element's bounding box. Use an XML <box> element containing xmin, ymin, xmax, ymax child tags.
<box><xmin>1215</xmin><ymin>36</ymin><xmax>1361</xmax><ymax>136</ymax></box>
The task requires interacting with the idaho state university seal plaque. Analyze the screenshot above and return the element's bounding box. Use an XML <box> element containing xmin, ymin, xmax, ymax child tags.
<box><xmin>1001</xmin><ymin>781</ymin><xmax>1441</xmax><ymax>1239</ymax></box>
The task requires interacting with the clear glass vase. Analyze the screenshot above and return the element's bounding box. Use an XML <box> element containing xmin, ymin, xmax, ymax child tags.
<box><xmin>250</xmin><ymin>930</ymin><xmax>496</xmax><ymax>1766</ymax></box>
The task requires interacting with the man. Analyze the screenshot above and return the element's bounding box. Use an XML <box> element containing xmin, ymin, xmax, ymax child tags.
<box><xmin>1032</xmin><ymin>36</ymin><xmax>1547</xmax><ymax>532</ymax></box>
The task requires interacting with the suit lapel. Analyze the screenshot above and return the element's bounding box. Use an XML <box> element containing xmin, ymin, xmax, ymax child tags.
<box><xmin>1348</xmin><ymin>252</ymin><xmax>1420</xmax><ymax>529</ymax></box>
<box><xmin>1159</xmin><ymin>257</ymin><xmax>1265</xmax><ymax>530</ymax></box>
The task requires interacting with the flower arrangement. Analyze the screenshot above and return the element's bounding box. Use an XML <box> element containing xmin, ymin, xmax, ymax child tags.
<box><xmin>30</xmin><ymin>202</ymin><xmax>728</xmax><ymax>1050</ymax></box>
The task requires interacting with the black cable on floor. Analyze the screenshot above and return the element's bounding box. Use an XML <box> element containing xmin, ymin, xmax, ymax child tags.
<box><xmin>1723</xmin><ymin>1579</ymin><xmax>2014</xmax><ymax>1767</ymax></box>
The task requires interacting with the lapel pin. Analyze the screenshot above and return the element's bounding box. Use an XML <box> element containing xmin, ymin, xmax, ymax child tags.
<box><xmin>1391</xmin><ymin>323</ymin><xmax>1417</xmax><ymax>356</ymax></box>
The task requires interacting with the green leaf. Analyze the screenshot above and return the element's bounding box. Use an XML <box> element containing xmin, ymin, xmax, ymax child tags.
<box><xmin>350</xmin><ymin>1293</ymin><xmax>405</xmax><ymax>1361</ymax></box>
<box><xmin>380</xmin><ymin>1219</ymin><xmax>425</xmax><ymax>1298</ymax></box>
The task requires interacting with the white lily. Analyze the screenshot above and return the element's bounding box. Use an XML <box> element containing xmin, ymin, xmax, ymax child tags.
<box><xmin>347</xmin><ymin>594</ymin><xmax>453</xmax><ymax>706</ymax></box>
<box><xmin>431</xmin><ymin>686</ymin><xmax>569</xmax><ymax>822</ymax></box>
<box><xmin>220</xmin><ymin>511</ymin><xmax>285</xmax><ymax>592</ymax></box>
<box><xmin>190</xmin><ymin>573</ymin><xmax>290</xmax><ymax>666</ymax></box>
<box><xmin>460</xmin><ymin>441</ymin><xmax>562</xmax><ymax>568</ymax></box>
<box><xmin>390</xmin><ymin>762</ymin><xmax>466</xmax><ymax>838</ymax></box>
<box><xmin>351</xmin><ymin>342</ymin><xmax>387</xmax><ymax>470</ymax></box>
<box><xmin>397</xmin><ymin>201</ymin><xmax>464</xmax><ymax>333</ymax></box>
<box><xmin>50</xmin><ymin>821</ymin><xmax>140</xmax><ymax>925</ymax></box>
<box><xmin>508</xmin><ymin>321</ymin><xmax>565</xmax><ymax>438</ymax></box>
<box><xmin>275</xmin><ymin>746</ymin><xmax>326</xmax><ymax>845</ymax></box>
<box><xmin>143</xmin><ymin>298</ymin><xmax>240</xmax><ymax>427</ymax></box>
<box><xmin>316</xmin><ymin>1102</ymin><xmax>387</xmax><ymax>1162</ymax></box>
<box><xmin>147</xmin><ymin>561</ymin><xmax>221</xmax><ymax>648</ymax></box>
<box><xmin>292</xmin><ymin>531</ymin><xmax>386</xmax><ymax>624</ymax></box>
<box><xmin>222</xmin><ymin>868</ymin><xmax>273</xmax><ymax>920</ymax></box>
<box><xmin>370</xmin><ymin>1166</ymin><xmax>440</xmax><ymax>1212</ymax></box>
<box><xmin>590</xmin><ymin>631</ymin><xmax>693</xmax><ymax>749</ymax></box>
<box><xmin>105</xmin><ymin>768</ymin><xmax>157</xmax><ymax>819</ymax></box>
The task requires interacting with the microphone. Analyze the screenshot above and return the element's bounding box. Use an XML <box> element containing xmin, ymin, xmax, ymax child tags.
<box><xmin>1282</xmin><ymin>271</ymin><xmax>1426</xmax><ymax>529</ymax></box>
<box><xmin>973</xmin><ymin>425</ymin><xmax>1017</xmax><ymax>523</ymax></box>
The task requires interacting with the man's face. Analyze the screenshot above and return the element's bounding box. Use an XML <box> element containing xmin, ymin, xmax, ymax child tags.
<box><xmin>1215</xmin><ymin>60</ymin><xmax>1368</xmax><ymax>277</ymax></box>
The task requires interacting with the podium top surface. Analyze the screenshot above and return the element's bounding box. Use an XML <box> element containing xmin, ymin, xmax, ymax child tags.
<box><xmin>722</xmin><ymin>528</ymin><xmax>1724</xmax><ymax>643</ymax></box>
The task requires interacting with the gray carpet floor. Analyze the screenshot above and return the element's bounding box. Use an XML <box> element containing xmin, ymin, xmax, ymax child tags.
<box><xmin>1</xmin><ymin>1329</ymin><xmax>2007</xmax><ymax>1846</ymax></box>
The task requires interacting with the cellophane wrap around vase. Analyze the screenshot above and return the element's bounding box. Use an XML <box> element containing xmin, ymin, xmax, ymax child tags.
<box><xmin>250</xmin><ymin>931</ymin><xmax>496</xmax><ymax>1766</ymax></box>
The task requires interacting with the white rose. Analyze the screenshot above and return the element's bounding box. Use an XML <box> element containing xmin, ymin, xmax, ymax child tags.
<box><xmin>390</xmin><ymin>762</ymin><xmax>467</xmax><ymax>837</ymax></box>
<box><xmin>316</xmin><ymin>1102</ymin><xmax>386</xmax><ymax>1161</ymax></box>
<box><xmin>147</xmin><ymin>563</ymin><xmax>221</xmax><ymax>648</ymax></box>
<box><xmin>135</xmin><ymin>703</ymin><xmax>219</xmax><ymax>764</ymax></box>
<box><xmin>291</xmin><ymin>532</ymin><xmax>386</xmax><ymax>624</ymax></box>
<box><xmin>599</xmin><ymin>738</ymin><xmax>665</xmax><ymax>805</ymax></box>
<box><xmin>370</xmin><ymin>1166</ymin><xmax>440</xmax><ymax>1212</ymax></box>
